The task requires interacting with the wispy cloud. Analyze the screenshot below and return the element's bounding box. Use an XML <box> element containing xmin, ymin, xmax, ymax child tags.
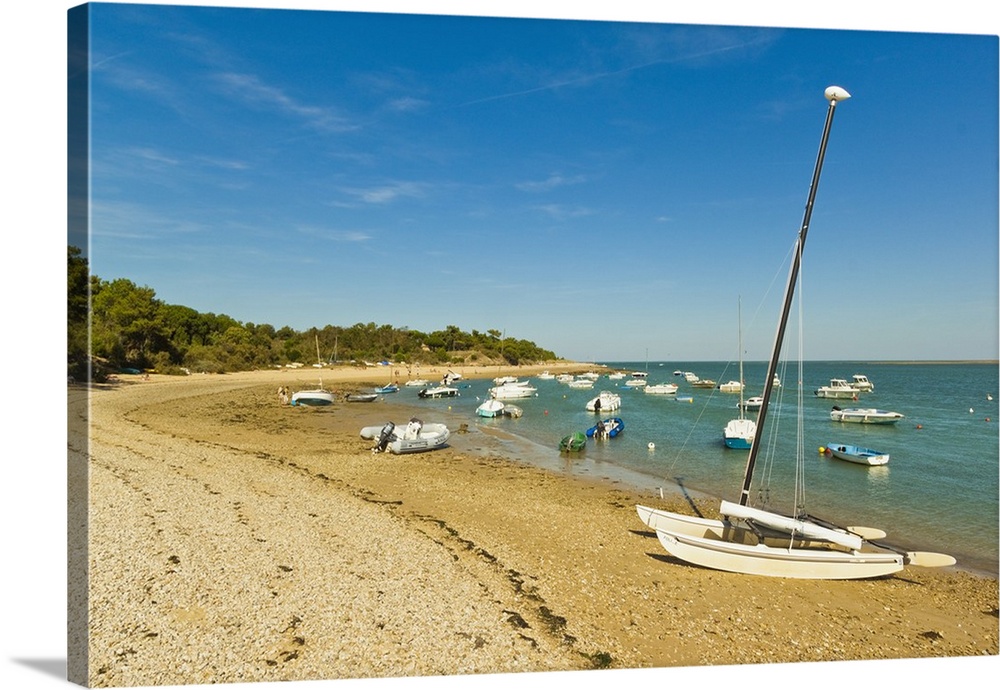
<box><xmin>295</xmin><ymin>225</ymin><xmax>373</xmax><ymax>243</ymax></box>
<box><xmin>515</xmin><ymin>173</ymin><xmax>588</xmax><ymax>192</ymax></box>
<box><xmin>459</xmin><ymin>28</ymin><xmax>778</xmax><ymax>107</ymax></box>
<box><xmin>338</xmin><ymin>181</ymin><xmax>427</xmax><ymax>205</ymax></box>
<box><xmin>387</xmin><ymin>97</ymin><xmax>430</xmax><ymax>113</ymax></box>
<box><xmin>533</xmin><ymin>204</ymin><xmax>595</xmax><ymax>221</ymax></box>
<box><xmin>212</xmin><ymin>71</ymin><xmax>358</xmax><ymax>133</ymax></box>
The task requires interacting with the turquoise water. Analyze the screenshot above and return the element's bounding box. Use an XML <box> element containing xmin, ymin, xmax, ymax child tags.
<box><xmin>397</xmin><ymin>361</ymin><xmax>998</xmax><ymax>575</ymax></box>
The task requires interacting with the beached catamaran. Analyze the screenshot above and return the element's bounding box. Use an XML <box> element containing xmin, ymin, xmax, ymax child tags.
<box><xmin>637</xmin><ymin>86</ymin><xmax>955</xmax><ymax>579</ymax></box>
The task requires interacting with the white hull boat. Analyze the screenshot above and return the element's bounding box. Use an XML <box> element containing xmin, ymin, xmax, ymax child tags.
<box><xmin>824</xmin><ymin>443</ymin><xmax>890</xmax><ymax>466</ymax></box>
<box><xmin>644</xmin><ymin>383</ymin><xmax>679</xmax><ymax>395</ymax></box>
<box><xmin>624</xmin><ymin>370</ymin><xmax>648</xmax><ymax>387</ymax></box>
<box><xmin>724</xmin><ymin>297</ymin><xmax>757</xmax><ymax>450</ymax></box>
<box><xmin>849</xmin><ymin>374</ymin><xmax>875</xmax><ymax>392</ymax></box>
<box><xmin>723</xmin><ymin>417</ymin><xmax>756</xmax><ymax>450</ymax></box>
<box><xmin>361</xmin><ymin>419</ymin><xmax>450</xmax><ymax>454</ymax></box>
<box><xmin>586</xmin><ymin>390</ymin><xmax>621</xmax><ymax>412</ymax></box>
<box><xmin>290</xmin><ymin>389</ymin><xmax>335</xmax><ymax>406</ymax></box>
<box><xmin>815</xmin><ymin>378</ymin><xmax>859</xmax><ymax>399</ymax></box>
<box><xmin>476</xmin><ymin>398</ymin><xmax>506</xmax><ymax>417</ymax></box>
<box><xmin>567</xmin><ymin>378</ymin><xmax>595</xmax><ymax>389</ymax></box>
<box><xmin>489</xmin><ymin>382</ymin><xmax>537</xmax><ymax>399</ymax></box>
<box><xmin>830</xmin><ymin>406</ymin><xmax>904</xmax><ymax>424</ymax></box>
<box><xmin>417</xmin><ymin>386</ymin><xmax>459</xmax><ymax>399</ymax></box>
<box><xmin>718</xmin><ymin>380</ymin><xmax>743</xmax><ymax>393</ymax></box>
<box><xmin>293</xmin><ymin>334</ymin><xmax>335</xmax><ymax>405</ymax></box>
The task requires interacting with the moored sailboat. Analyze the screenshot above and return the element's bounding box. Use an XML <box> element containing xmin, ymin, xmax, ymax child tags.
<box><xmin>723</xmin><ymin>297</ymin><xmax>756</xmax><ymax>450</ymax></box>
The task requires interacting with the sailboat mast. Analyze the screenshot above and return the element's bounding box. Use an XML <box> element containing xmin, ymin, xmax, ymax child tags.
<box><xmin>737</xmin><ymin>296</ymin><xmax>744</xmax><ymax>420</ymax></box>
<box><xmin>738</xmin><ymin>86</ymin><xmax>851</xmax><ymax>507</ymax></box>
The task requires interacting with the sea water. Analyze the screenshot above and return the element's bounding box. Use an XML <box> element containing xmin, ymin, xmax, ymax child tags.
<box><xmin>400</xmin><ymin>361</ymin><xmax>999</xmax><ymax>575</ymax></box>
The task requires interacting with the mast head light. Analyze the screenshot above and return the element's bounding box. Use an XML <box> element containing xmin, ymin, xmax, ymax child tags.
<box><xmin>824</xmin><ymin>86</ymin><xmax>851</xmax><ymax>103</ymax></box>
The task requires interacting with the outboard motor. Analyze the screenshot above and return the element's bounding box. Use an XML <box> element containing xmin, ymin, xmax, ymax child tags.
<box><xmin>373</xmin><ymin>421</ymin><xmax>395</xmax><ymax>454</ymax></box>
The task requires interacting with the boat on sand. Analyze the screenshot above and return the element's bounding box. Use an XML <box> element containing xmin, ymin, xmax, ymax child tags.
<box><xmin>634</xmin><ymin>87</ymin><xmax>954</xmax><ymax>579</ymax></box>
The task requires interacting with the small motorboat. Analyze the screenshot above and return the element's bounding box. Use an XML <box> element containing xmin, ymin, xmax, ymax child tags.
<box><xmin>740</xmin><ymin>396</ymin><xmax>764</xmax><ymax>411</ymax></box>
<box><xmin>718</xmin><ymin>380</ymin><xmax>744</xmax><ymax>393</ymax></box>
<box><xmin>489</xmin><ymin>382</ymin><xmax>537</xmax><ymax>399</ymax></box>
<box><xmin>417</xmin><ymin>386</ymin><xmax>459</xmax><ymax>399</ymax></box>
<box><xmin>374</xmin><ymin>383</ymin><xmax>400</xmax><ymax>394</ymax></box>
<box><xmin>814</xmin><ymin>379</ymin><xmax>858</xmax><ymax>399</ymax></box>
<box><xmin>586</xmin><ymin>390</ymin><xmax>621</xmax><ymax>412</ymax></box>
<box><xmin>823</xmin><ymin>443</ymin><xmax>889</xmax><ymax>466</ymax></box>
<box><xmin>558</xmin><ymin>431</ymin><xmax>587</xmax><ymax>453</ymax></box>
<box><xmin>830</xmin><ymin>406</ymin><xmax>904</xmax><ymax>424</ymax></box>
<box><xmin>360</xmin><ymin>419</ymin><xmax>450</xmax><ymax>454</ymax></box>
<box><xmin>624</xmin><ymin>372</ymin><xmax>648</xmax><ymax>387</ymax></box>
<box><xmin>502</xmin><ymin>404</ymin><xmax>523</xmax><ymax>418</ymax></box>
<box><xmin>848</xmin><ymin>374</ymin><xmax>875</xmax><ymax>392</ymax></box>
<box><xmin>345</xmin><ymin>392</ymin><xmax>378</xmax><ymax>403</ymax></box>
<box><xmin>290</xmin><ymin>389</ymin><xmax>335</xmax><ymax>406</ymax></box>
<box><xmin>586</xmin><ymin>417</ymin><xmax>624</xmax><ymax>439</ymax></box>
<box><xmin>644</xmin><ymin>382</ymin><xmax>679</xmax><ymax>395</ymax></box>
<box><xmin>476</xmin><ymin>398</ymin><xmax>506</xmax><ymax>418</ymax></box>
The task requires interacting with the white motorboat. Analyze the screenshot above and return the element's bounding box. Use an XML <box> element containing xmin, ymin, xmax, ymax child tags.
<box><xmin>290</xmin><ymin>389</ymin><xmax>335</xmax><ymax>406</ymax></box>
<box><xmin>644</xmin><ymin>382</ymin><xmax>679</xmax><ymax>395</ymax></box>
<box><xmin>815</xmin><ymin>378</ymin><xmax>859</xmax><ymax>399</ymax></box>
<box><xmin>824</xmin><ymin>443</ymin><xmax>890</xmax><ymax>466</ymax></box>
<box><xmin>739</xmin><ymin>396</ymin><xmax>764</xmax><ymax>411</ymax></box>
<box><xmin>417</xmin><ymin>385</ymin><xmax>459</xmax><ymax>399</ymax></box>
<box><xmin>537</xmin><ymin>370</ymin><xmax>555</xmax><ymax>380</ymax></box>
<box><xmin>361</xmin><ymin>419</ymin><xmax>450</xmax><ymax>454</ymax></box>
<box><xmin>567</xmin><ymin>378</ymin><xmax>595</xmax><ymax>389</ymax></box>
<box><xmin>849</xmin><ymin>374</ymin><xmax>875</xmax><ymax>392</ymax></box>
<box><xmin>586</xmin><ymin>390</ymin><xmax>621</xmax><ymax>412</ymax></box>
<box><xmin>718</xmin><ymin>380</ymin><xmax>743</xmax><ymax>393</ymax></box>
<box><xmin>489</xmin><ymin>382</ymin><xmax>537</xmax><ymax>399</ymax></box>
<box><xmin>624</xmin><ymin>371</ymin><xmax>648</xmax><ymax>387</ymax></box>
<box><xmin>476</xmin><ymin>398</ymin><xmax>506</xmax><ymax>417</ymax></box>
<box><xmin>829</xmin><ymin>406</ymin><xmax>904</xmax><ymax>424</ymax></box>
<box><xmin>404</xmin><ymin>379</ymin><xmax>431</xmax><ymax>387</ymax></box>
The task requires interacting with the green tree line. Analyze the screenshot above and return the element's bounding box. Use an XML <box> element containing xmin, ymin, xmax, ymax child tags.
<box><xmin>67</xmin><ymin>246</ymin><xmax>559</xmax><ymax>381</ymax></box>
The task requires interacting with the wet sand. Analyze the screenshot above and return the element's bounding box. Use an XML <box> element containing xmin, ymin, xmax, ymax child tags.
<box><xmin>69</xmin><ymin>365</ymin><xmax>999</xmax><ymax>687</ymax></box>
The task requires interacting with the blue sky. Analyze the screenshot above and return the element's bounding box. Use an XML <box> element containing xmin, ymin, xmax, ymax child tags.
<box><xmin>73</xmin><ymin>2</ymin><xmax>999</xmax><ymax>362</ymax></box>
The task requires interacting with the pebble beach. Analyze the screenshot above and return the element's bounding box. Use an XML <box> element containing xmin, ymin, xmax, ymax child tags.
<box><xmin>68</xmin><ymin>364</ymin><xmax>998</xmax><ymax>688</ymax></box>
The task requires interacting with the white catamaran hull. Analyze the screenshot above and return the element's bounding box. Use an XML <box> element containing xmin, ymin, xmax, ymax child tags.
<box><xmin>655</xmin><ymin>529</ymin><xmax>904</xmax><ymax>580</ymax></box>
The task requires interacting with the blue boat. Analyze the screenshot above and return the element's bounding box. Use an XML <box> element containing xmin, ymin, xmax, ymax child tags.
<box><xmin>586</xmin><ymin>417</ymin><xmax>624</xmax><ymax>439</ymax></box>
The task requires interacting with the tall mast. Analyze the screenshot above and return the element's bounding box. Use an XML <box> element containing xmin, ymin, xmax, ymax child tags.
<box><xmin>738</xmin><ymin>86</ymin><xmax>851</xmax><ymax>507</ymax></box>
<box><xmin>737</xmin><ymin>296</ymin><xmax>744</xmax><ymax>420</ymax></box>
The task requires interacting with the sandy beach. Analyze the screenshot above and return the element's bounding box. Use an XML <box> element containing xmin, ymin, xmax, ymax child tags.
<box><xmin>68</xmin><ymin>364</ymin><xmax>998</xmax><ymax>687</ymax></box>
